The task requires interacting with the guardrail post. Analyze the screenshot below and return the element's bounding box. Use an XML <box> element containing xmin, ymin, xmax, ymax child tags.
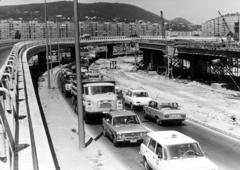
<box><xmin>0</xmin><ymin>123</ymin><xmax>6</xmax><ymax>159</ymax></box>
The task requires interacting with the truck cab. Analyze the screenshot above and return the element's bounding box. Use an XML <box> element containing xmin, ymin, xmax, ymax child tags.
<box><xmin>71</xmin><ymin>79</ymin><xmax>123</xmax><ymax>123</ymax></box>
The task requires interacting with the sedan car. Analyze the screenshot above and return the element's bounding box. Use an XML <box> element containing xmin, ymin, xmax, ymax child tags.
<box><xmin>102</xmin><ymin>110</ymin><xmax>148</xmax><ymax>146</ymax></box>
<box><xmin>123</xmin><ymin>88</ymin><xmax>152</xmax><ymax>109</ymax></box>
<box><xmin>140</xmin><ymin>131</ymin><xmax>218</xmax><ymax>170</ymax></box>
<box><xmin>143</xmin><ymin>100</ymin><xmax>186</xmax><ymax>125</ymax></box>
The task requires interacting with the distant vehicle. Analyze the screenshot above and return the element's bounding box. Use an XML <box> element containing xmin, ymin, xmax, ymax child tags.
<box><xmin>59</xmin><ymin>70</ymin><xmax>76</xmax><ymax>97</ymax></box>
<box><xmin>85</xmin><ymin>70</ymin><xmax>102</xmax><ymax>80</ymax></box>
<box><xmin>123</xmin><ymin>88</ymin><xmax>152</xmax><ymax>109</ymax></box>
<box><xmin>71</xmin><ymin>79</ymin><xmax>123</xmax><ymax>123</ymax></box>
<box><xmin>81</xmin><ymin>34</ymin><xmax>91</xmax><ymax>39</ymax></box>
<box><xmin>140</xmin><ymin>130</ymin><xmax>218</xmax><ymax>170</ymax></box>
<box><xmin>102</xmin><ymin>110</ymin><xmax>148</xmax><ymax>146</ymax></box>
<box><xmin>128</xmin><ymin>34</ymin><xmax>139</xmax><ymax>38</ymax></box>
<box><xmin>143</xmin><ymin>101</ymin><xmax>186</xmax><ymax>125</ymax></box>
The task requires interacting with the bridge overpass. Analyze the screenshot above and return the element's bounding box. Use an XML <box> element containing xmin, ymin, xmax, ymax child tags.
<box><xmin>0</xmin><ymin>36</ymin><xmax>240</xmax><ymax>170</ymax></box>
<box><xmin>139</xmin><ymin>39</ymin><xmax>240</xmax><ymax>87</ymax></box>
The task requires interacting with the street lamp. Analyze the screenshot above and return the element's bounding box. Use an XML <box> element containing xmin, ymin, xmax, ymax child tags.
<box><xmin>24</xmin><ymin>10</ymin><xmax>39</xmax><ymax>39</ymax></box>
<box><xmin>56</xmin><ymin>15</ymin><xmax>63</xmax><ymax>65</ymax></box>
<box><xmin>44</xmin><ymin>0</ymin><xmax>51</xmax><ymax>89</ymax></box>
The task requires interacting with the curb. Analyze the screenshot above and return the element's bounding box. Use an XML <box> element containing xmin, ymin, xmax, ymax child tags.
<box><xmin>187</xmin><ymin>117</ymin><xmax>240</xmax><ymax>141</ymax></box>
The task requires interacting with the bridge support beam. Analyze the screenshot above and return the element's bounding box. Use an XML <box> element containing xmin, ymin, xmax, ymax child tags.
<box><xmin>189</xmin><ymin>56</ymin><xmax>208</xmax><ymax>79</ymax></box>
<box><xmin>70</xmin><ymin>47</ymin><xmax>75</xmax><ymax>62</ymax></box>
<box><xmin>107</xmin><ymin>45</ymin><xmax>113</xmax><ymax>59</ymax></box>
<box><xmin>142</xmin><ymin>49</ymin><xmax>165</xmax><ymax>71</ymax></box>
<box><xmin>38</xmin><ymin>52</ymin><xmax>47</xmax><ymax>71</ymax></box>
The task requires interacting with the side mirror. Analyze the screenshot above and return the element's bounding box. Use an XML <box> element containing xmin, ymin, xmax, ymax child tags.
<box><xmin>158</xmin><ymin>154</ymin><xmax>162</xmax><ymax>159</ymax></box>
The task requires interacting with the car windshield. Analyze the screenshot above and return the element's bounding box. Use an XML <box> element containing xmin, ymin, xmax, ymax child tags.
<box><xmin>91</xmin><ymin>85</ymin><xmax>115</xmax><ymax>95</ymax></box>
<box><xmin>165</xmin><ymin>143</ymin><xmax>204</xmax><ymax>160</ymax></box>
<box><xmin>133</xmin><ymin>91</ymin><xmax>149</xmax><ymax>97</ymax></box>
<box><xmin>113</xmin><ymin>115</ymin><xmax>140</xmax><ymax>126</ymax></box>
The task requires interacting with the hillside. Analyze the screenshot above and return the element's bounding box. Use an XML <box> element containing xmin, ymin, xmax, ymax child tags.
<box><xmin>171</xmin><ymin>17</ymin><xmax>192</xmax><ymax>25</ymax></box>
<box><xmin>0</xmin><ymin>1</ymin><xmax>201</xmax><ymax>31</ymax></box>
<box><xmin>0</xmin><ymin>1</ymin><xmax>161</xmax><ymax>23</ymax></box>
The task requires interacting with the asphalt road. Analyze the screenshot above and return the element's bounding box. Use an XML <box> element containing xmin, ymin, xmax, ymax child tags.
<box><xmin>0</xmin><ymin>46</ymin><xmax>13</xmax><ymax>67</ymax></box>
<box><xmin>57</xmin><ymin>77</ymin><xmax>240</xmax><ymax>170</ymax></box>
<box><xmin>62</xmin><ymin>93</ymin><xmax>240</xmax><ymax>170</ymax></box>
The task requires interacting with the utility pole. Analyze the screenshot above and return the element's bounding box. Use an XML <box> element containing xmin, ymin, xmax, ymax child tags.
<box><xmin>44</xmin><ymin>0</ymin><xmax>51</xmax><ymax>89</ymax></box>
<box><xmin>160</xmin><ymin>10</ymin><xmax>165</xmax><ymax>39</ymax></box>
<box><xmin>74</xmin><ymin>0</ymin><xmax>85</xmax><ymax>149</ymax></box>
<box><xmin>56</xmin><ymin>15</ymin><xmax>62</xmax><ymax>66</ymax></box>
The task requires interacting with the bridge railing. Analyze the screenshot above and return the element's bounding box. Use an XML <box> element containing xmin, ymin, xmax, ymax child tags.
<box><xmin>0</xmin><ymin>42</ymin><xmax>22</xmax><ymax>169</ymax></box>
<box><xmin>0</xmin><ymin>40</ymin><xmax>56</xmax><ymax>170</ymax></box>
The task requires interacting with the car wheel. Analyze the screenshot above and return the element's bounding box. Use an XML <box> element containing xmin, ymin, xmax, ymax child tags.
<box><xmin>113</xmin><ymin>136</ymin><xmax>118</xmax><ymax>147</ymax></box>
<box><xmin>103</xmin><ymin>128</ymin><xmax>107</xmax><ymax>136</ymax></box>
<box><xmin>71</xmin><ymin>96</ymin><xmax>75</xmax><ymax>105</ymax></box>
<box><xmin>156</xmin><ymin>117</ymin><xmax>162</xmax><ymax>125</ymax></box>
<box><xmin>85</xmin><ymin>114</ymin><xmax>90</xmax><ymax>124</ymax></box>
<box><xmin>130</xmin><ymin>103</ymin><xmax>134</xmax><ymax>110</ymax></box>
<box><xmin>143</xmin><ymin>110</ymin><xmax>148</xmax><ymax>119</ymax></box>
<box><xmin>143</xmin><ymin>159</ymin><xmax>151</xmax><ymax>170</ymax></box>
<box><xmin>74</xmin><ymin>103</ymin><xmax>77</xmax><ymax>113</ymax></box>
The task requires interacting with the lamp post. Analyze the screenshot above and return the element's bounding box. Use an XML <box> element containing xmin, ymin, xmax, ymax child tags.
<box><xmin>56</xmin><ymin>15</ymin><xmax>63</xmax><ymax>65</ymax></box>
<box><xmin>24</xmin><ymin>10</ymin><xmax>39</xmax><ymax>39</ymax></box>
<box><xmin>74</xmin><ymin>0</ymin><xmax>85</xmax><ymax>149</ymax></box>
<box><xmin>44</xmin><ymin>0</ymin><xmax>51</xmax><ymax>89</ymax></box>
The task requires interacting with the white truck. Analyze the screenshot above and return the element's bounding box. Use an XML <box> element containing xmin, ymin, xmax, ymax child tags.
<box><xmin>71</xmin><ymin>79</ymin><xmax>123</xmax><ymax>123</ymax></box>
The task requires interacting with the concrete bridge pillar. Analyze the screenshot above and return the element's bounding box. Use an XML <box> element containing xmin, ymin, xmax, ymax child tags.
<box><xmin>189</xmin><ymin>56</ymin><xmax>208</xmax><ymax>79</ymax></box>
<box><xmin>38</xmin><ymin>52</ymin><xmax>47</xmax><ymax>71</ymax></box>
<box><xmin>142</xmin><ymin>49</ymin><xmax>165</xmax><ymax>70</ymax></box>
<box><xmin>107</xmin><ymin>45</ymin><xmax>113</xmax><ymax>59</ymax></box>
<box><xmin>142</xmin><ymin>50</ymin><xmax>150</xmax><ymax>69</ymax></box>
<box><xmin>70</xmin><ymin>47</ymin><xmax>75</xmax><ymax>62</ymax></box>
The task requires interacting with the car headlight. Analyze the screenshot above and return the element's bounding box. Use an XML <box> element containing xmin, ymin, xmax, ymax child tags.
<box><xmin>140</xmin><ymin>132</ymin><xmax>147</xmax><ymax>137</ymax></box>
<box><xmin>117</xmin><ymin>133</ymin><xmax>124</xmax><ymax>140</ymax></box>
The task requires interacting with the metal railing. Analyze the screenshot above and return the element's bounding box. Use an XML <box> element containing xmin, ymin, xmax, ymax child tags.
<box><xmin>0</xmin><ymin>43</ymin><xmax>20</xmax><ymax>169</ymax></box>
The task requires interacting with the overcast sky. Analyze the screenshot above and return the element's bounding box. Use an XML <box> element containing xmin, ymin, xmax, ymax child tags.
<box><xmin>0</xmin><ymin>0</ymin><xmax>239</xmax><ymax>24</ymax></box>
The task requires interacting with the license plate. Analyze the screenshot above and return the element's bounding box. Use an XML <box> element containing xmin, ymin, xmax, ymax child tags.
<box><xmin>170</xmin><ymin>114</ymin><xmax>180</xmax><ymax>118</ymax></box>
<box><xmin>130</xmin><ymin>139</ymin><xmax>137</xmax><ymax>143</ymax></box>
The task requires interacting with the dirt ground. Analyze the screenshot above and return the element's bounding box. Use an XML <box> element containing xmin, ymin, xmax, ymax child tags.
<box><xmin>91</xmin><ymin>56</ymin><xmax>240</xmax><ymax>140</ymax></box>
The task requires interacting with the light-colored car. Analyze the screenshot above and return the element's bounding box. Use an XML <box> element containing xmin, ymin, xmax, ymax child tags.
<box><xmin>85</xmin><ymin>70</ymin><xmax>102</xmax><ymax>79</ymax></box>
<box><xmin>143</xmin><ymin>101</ymin><xmax>186</xmax><ymax>125</ymax></box>
<box><xmin>102</xmin><ymin>110</ymin><xmax>148</xmax><ymax>146</ymax></box>
<box><xmin>140</xmin><ymin>130</ymin><xmax>218</xmax><ymax>170</ymax></box>
<box><xmin>123</xmin><ymin>88</ymin><xmax>152</xmax><ymax>109</ymax></box>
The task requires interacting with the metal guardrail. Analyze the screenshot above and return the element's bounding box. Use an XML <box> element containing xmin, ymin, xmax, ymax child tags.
<box><xmin>0</xmin><ymin>36</ymin><xmax>140</xmax><ymax>170</ymax></box>
<box><xmin>1</xmin><ymin>35</ymin><xmax>219</xmax><ymax>170</ymax></box>
<box><xmin>0</xmin><ymin>40</ymin><xmax>56</xmax><ymax>170</ymax></box>
<box><xmin>0</xmin><ymin>43</ymin><xmax>20</xmax><ymax>169</ymax></box>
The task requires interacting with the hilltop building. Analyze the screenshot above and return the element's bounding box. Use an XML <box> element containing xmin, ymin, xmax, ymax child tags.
<box><xmin>202</xmin><ymin>13</ymin><xmax>240</xmax><ymax>41</ymax></box>
<box><xmin>0</xmin><ymin>19</ymin><xmax>199</xmax><ymax>40</ymax></box>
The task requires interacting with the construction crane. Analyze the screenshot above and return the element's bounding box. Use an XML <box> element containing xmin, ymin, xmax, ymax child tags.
<box><xmin>218</xmin><ymin>11</ymin><xmax>235</xmax><ymax>41</ymax></box>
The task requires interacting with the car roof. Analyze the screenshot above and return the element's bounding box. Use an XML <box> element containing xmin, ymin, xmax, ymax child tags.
<box><xmin>147</xmin><ymin>130</ymin><xmax>197</xmax><ymax>146</ymax></box>
<box><xmin>108</xmin><ymin>110</ymin><xmax>137</xmax><ymax>117</ymax></box>
<box><xmin>129</xmin><ymin>87</ymin><xmax>147</xmax><ymax>91</ymax></box>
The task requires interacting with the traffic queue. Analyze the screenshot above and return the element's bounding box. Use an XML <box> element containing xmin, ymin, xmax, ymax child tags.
<box><xmin>59</xmin><ymin>63</ymin><xmax>218</xmax><ymax>170</ymax></box>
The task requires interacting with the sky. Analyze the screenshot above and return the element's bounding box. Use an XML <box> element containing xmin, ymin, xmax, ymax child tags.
<box><xmin>0</xmin><ymin>0</ymin><xmax>239</xmax><ymax>24</ymax></box>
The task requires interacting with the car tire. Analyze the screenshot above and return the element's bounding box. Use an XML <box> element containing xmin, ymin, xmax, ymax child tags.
<box><xmin>113</xmin><ymin>136</ymin><xmax>118</xmax><ymax>147</ymax></box>
<box><xmin>143</xmin><ymin>159</ymin><xmax>151</xmax><ymax>170</ymax></box>
<box><xmin>130</xmin><ymin>103</ymin><xmax>134</xmax><ymax>110</ymax></box>
<box><xmin>156</xmin><ymin>117</ymin><xmax>162</xmax><ymax>125</ymax></box>
<box><xmin>85</xmin><ymin>114</ymin><xmax>90</xmax><ymax>124</ymax></box>
<box><xmin>71</xmin><ymin>96</ymin><xmax>75</xmax><ymax>105</ymax></box>
<box><xmin>74</xmin><ymin>103</ymin><xmax>77</xmax><ymax>113</ymax></box>
<box><xmin>103</xmin><ymin>128</ymin><xmax>107</xmax><ymax>136</ymax></box>
<box><xmin>143</xmin><ymin>110</ymin><xmax>148</xmax><ymax>119</ymax></box>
